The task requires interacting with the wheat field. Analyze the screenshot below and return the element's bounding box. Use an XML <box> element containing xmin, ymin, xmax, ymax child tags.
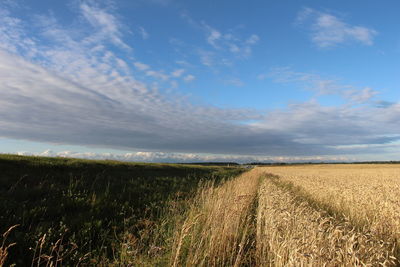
<box><xmin>138</xmin><ymin>165</ymin><xmax>400</xmax><ymax>266</ymax></box>
<box><xmin>258</xmin><ymin>164</ymin><xmax>400</xmax><ymax>266</ymax></box>
<box><xmin>257</xmin><ymin>175</ymin><xmax>396</xmax><ymax>266</ymax></box>
<box><xmin>136</xmin><ymin>164</ymin><xmax>400</xmax><ymax>266</ymax></box>
<box><xmin>263</xmin><ymin>165</ymin><xmax>400</xmax><ymax>245</ymax></box>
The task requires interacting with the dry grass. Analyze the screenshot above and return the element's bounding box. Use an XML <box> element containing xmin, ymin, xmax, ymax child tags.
<box><xmin>0</xmin><ymin>225</ymin><xmax>18</xmax><ymax>267</ymax></box>
<box><xmin>256</xmin><ymin>177</ymin><xmax>397</xmax><ymax>266</ymax></box>
<box><xmin>263</xmin><ymin>164</ymin><xmax>400</xmax><ymax>257</ymax></box>
<box><xmin>169</xmin><ymin>168</ymin><xmax>262</xmax><ymax>267</ymax></box>
<box><xmin>29</xmin><ymin>232</ymin><xmax>89</xmax><ymax>267</ymax></box>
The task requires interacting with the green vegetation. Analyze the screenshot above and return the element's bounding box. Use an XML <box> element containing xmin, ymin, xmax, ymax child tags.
<box><xmin>0</xmin><ymin>154</ymin><xmax>244</xmax><ymax>265</ymax></box>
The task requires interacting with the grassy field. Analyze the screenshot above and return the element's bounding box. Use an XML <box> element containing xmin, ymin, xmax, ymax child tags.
<box><xmin>0</xmin><ymin>154</ymin><xmax>244</xmax><ymax>266</ymax></box>
<box><xmin>168</xmin><ymin>168</ymin><xmax>262</xmax><ymax>266</ymax></box>
<box><xmin>2</xmin><ymin>158</ymin><xmax>400</xmax><ymax>266</ymax></box>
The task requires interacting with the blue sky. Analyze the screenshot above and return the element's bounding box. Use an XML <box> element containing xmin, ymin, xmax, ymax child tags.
<box><xmin>0</xmin><ymin>0</ymin><xmax>399</xmax><ymax>162</ymax></box>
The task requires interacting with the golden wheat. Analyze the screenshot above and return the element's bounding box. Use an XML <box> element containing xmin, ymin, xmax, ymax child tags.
<box><xmin>261</xmin><ymin>164</ymin><xmax>400</xmax><ymax>264</ymax></box>
<box><xmin>257</xmin><ymin>177</ymin><xmax>396</xmax><ymax>266</ymax></box>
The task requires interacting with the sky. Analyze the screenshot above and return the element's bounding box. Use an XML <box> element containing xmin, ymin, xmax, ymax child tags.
<box><xmin>0</xmin><ymin>0</ymin><xmax>400</xmax><ymax>163</ymax></box>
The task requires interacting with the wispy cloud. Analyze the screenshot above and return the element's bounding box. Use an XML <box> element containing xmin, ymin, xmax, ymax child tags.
<box><xmin>246</xmin><ymin>34</ymin><xmax>260</xmax><ymax>45</ymax></box>
<box><xmin>198</xmin><ymin>49</ymin><xmax>216</xmax><ymax>67</ymax></box>
<box><xmin>134</xmin><ymin>61</ymin><xmax>150</xmax><ymax>71</ymax></box>
<box><xmin>80</xmin><ymin>1</ymin><xmax>130</xmax><ymax>50</ymax></box>
<box><xmin>225</xmin><ymin>78</ymin><xmax>244</xmax><ymax>87</ymax></box>
<box><xmin>183</xmin><ymin>74</ymin><xmax>195</xmax><ymax>82</ymax></box>
<box><xmin>268</xmin><ymin>67</ymin><xmax>379</xmax><ymax>104</ymax></box>
<box><xmin>343</xmin><ymin>87</ymin><xmax>379</xmax><ymax>104</ymax></box>
<box><xmin>0</xmin><ymin>8</ymin><xmax>38</xmax><ymax>56</ymax></box>
<box><xmin>170</xmin><ymin>69</ymin><xmax>196</xmax><ymax>83</ymax></box>
<box><xmin>138</xmin><ymin>26</ymin><xmax>149</xmax><ymax>39</ymax></box>
<box><xmin>297</xmin><ymin>7</ymin><xmax>377</xmax><ymax>48</ymax></box>
<box><xmin>202</xmin><ymin>22</ymin><xmax>259</xmax><ymax>58</ymax></box>
<box><xmin>205</xmin><ymin>25</ymin><xmax>222</xmax><ymax>48</ymax></box>
<box><xmin>146</xmin><ymin>69</ymin><xmax>169</xmax><ymax>80</ymax></box>
<box><xmin>171</xmin><ymin>68</ymin><xmax>185</xmax><ymax>77</ymax></box>
<box><xmin>179</xmin><ymin>12</ymin><xmax>259</xmax><ymax>69</ymax></box>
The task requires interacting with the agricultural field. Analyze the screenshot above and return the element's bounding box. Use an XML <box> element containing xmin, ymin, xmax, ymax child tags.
<box><xmin>258</xmin><ymin>164</ymin><xmax>400</xmax><ymax>266</ymax></box>
<box><xmin>0</xmin><ymin>155</ymin><xmax>243</xmax><ymax>266</ymax></box>
<box><xmin>1</xmin><ymin>158</ymin><xmax>399</xmax><ymax>266</ymax></box>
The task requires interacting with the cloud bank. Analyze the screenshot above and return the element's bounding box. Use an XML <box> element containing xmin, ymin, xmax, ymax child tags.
<box><xmin>13</xmin><ymin>150</ymin><xmax>354</xmax><ymax>164</ymax></box>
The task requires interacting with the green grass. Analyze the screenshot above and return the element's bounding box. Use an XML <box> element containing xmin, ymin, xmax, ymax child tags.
<box><xmin>0</xmin><ymin>154</ymin><xmax>244</xmax><ymax>266</ymax></box>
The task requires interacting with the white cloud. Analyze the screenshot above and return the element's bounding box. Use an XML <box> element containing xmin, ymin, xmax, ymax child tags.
<box><xmin>138</xmin><ymin>26</ymin><xmax>149</xmax><ymax>39</ymax></box>
<box><xmin>268</xmin><ymin>67</ymin><xmax>379</xmax><ymax>104</ymax></box>
<box><xmin>175</xmin><ymin>60</ymin><xmax>190</xmax><ymax>66</ymax></box>
<box><xmin>134</xmin><ymin>62</ymin><xmax>173</xmax><ymax>83</ymax></box>
<box><xmin>134</xmin><ymin>61</ymin><xmax>150</xmax><ymax>71</ymax></box>
<box><xmin>146</xmin><ymin>70</ymin><xmax>169</xmax><ymax>80</ymax></box>
<box><xmin>0</xmin><ymin>8</ymin><xmax>38</xmax><ymax>57</ymax></box>
<box><xmin>297</xmin><ymin>8</ymin><xmax>377</xmax><ymax>47</ymax></box>
<box><xmin>183</xmin><ymin>74</ymin><xmax>195</xmax><ymax>82</ymax></box>
<box><xmin>229</xmin><ymin>44</ymin><xmax>240</xmax><ymax>53</ymax></box>
<box><xmin>201</xmin><ymin>22</ymin><xmax>259</xmax><ymax>58</ymax></box>
<box><xmin>206</xmin><ymin>27</ymin><xmax>222</xmax><ymax>48</ymax></box>
<box><xmin>2</xmin><ymin>0</ymin><xmax>20</xmax><ymax>8</ymax></box>
<box><xmin>80</xmin><ymin>1</ymin><xmax>130</xmax><ymax>50</ymax></box>
<box><xmin>344</xmin><ymin>87</ymin><xmax>379</xmax><ymax>104</ymax></box>
<box><xmin>171</xmin><ymin>68</ymin><xmax>185</xmax><ymax>77</ymax></box>
<box><xmin>246</xmin><ymin>34</ymin><xmax>260</xmax><ymax>45</ymax></box>
<box><xmin>199</xmin><ymin>50</ymin><xmax>215</xmax><ymax>66</ymax></box>
<box><xmin>179</xmin><ymin>14</ymin><xmax>260</xmax><ymax>71</ymax></box>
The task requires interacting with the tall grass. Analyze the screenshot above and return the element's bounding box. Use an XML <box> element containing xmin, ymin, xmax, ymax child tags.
<box><xmin>127</xmin><ymin>168</ymin><xmax>261</xmax><ymax>266</ymax></box>
<box><xmin>169</xmin><ymin>168</ymin><xmax>261</xmax><ymax>266</ymax></box>
<box><xmin>0</xmin><ymin>225</ymin><xmax>18</xmax><ymax>266</ymax></box>
<box><xmin>0</xmin><ymin>154</ymin><xmax>244</xmax><ymax>266</ymax></box>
